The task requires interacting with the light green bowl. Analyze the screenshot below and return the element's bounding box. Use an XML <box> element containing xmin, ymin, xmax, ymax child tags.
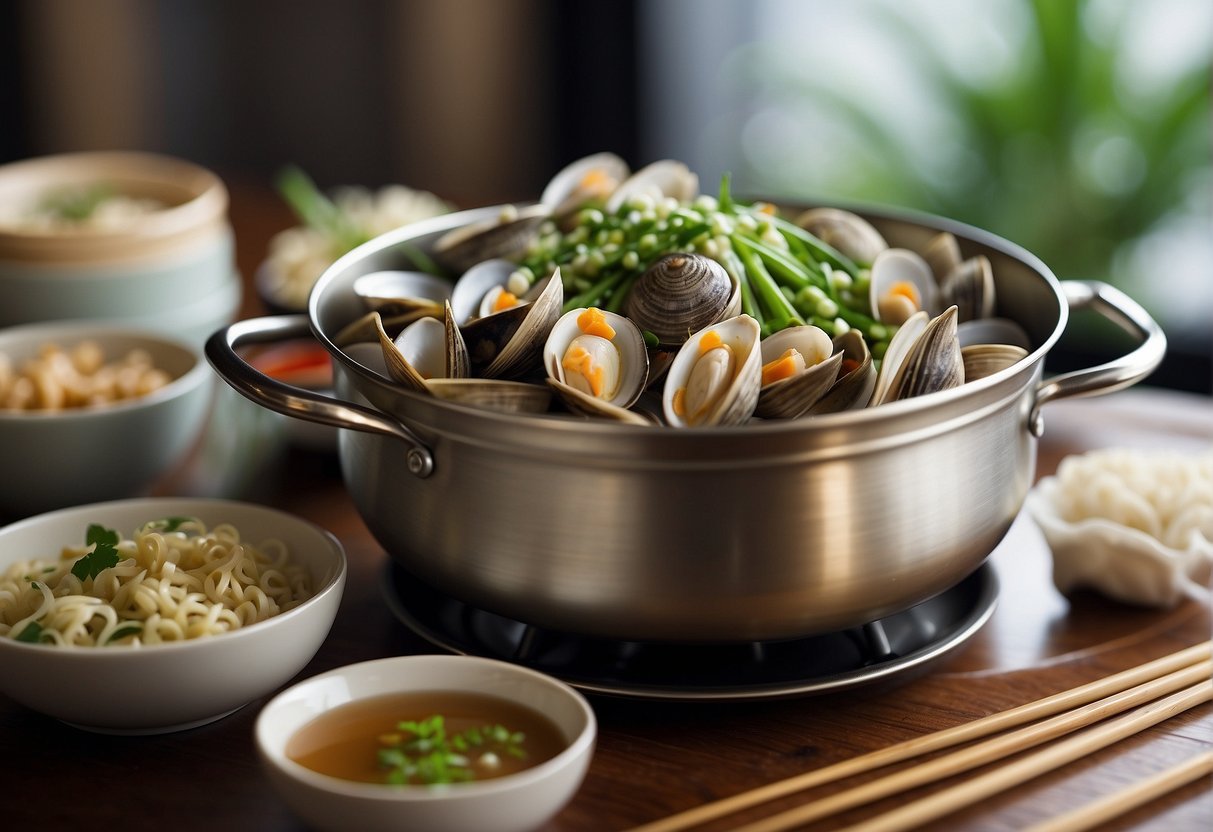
<box><xmin>0</xmin><ymin>321</ymin><xmax>214</xmax><ymax>519</ymax></box>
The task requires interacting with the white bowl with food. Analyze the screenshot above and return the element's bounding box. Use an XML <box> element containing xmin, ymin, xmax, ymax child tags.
<box><xmin>1026</xmin><ymin>446</ymin><xmax>1213</xmax><ymax>607</ymax></box>
<box><xmin>257</xmin><ymin>167</ymin><xmax>452</xmax><ymax>313</ymax></box>
<box><xmin>0</xmin><ymin>151</ymin><xmax>240</xmax><ymax>335</ymax></box>
<box><xmin>255</xmin><ymin>654</ymin><xmax>596</xmax><ymax>832</ymax></box>
<box><xmin>0</xmin><ymin>497</ymin><xmax>346</xmax><ymax>733</ymax></box>
<box><xmin>0</xmin><ymin>321</ymin><xmax>214</xmax><ymax>518</ymax></box>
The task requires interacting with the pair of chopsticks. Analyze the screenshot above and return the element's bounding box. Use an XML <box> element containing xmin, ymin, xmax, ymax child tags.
<box><xmin>629</xmin><ymin>641</ymin><xmax>1213</xmax><ymax>832</ymax></box>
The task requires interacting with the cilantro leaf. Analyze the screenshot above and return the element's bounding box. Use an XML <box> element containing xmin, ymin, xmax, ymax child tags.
<box><xmin>15</xmin><ymin>621</ymin><xmax>44</xmax><ymax>643</ymax></box>
<box><xmin>105</xmin><ymin>623</ymin><xmax>143</xmax><ymax>644</ymax></box>
<box><xmin>70</xmin><ymin>524</ymin><xmax>122</xmax><ymax>581</ymax></box>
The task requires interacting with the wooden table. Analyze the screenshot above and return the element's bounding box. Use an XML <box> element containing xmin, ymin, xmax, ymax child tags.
<box><xmin>3</xmin><ymin>182</ymin><xmax>1210</xmax><ymax>830</ymax></box>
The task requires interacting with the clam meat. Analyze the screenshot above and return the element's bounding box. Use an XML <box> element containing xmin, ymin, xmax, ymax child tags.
<box><xmin>754</xmin><ymin>324</ymin><xmax>843</xmax><ymax>419</ymax></box>
<box><xmin>543</xmin><ymin>306</ymin><xmax>649</xmax><ymax>422</ymax></box>
<box><xmin>541</xmin><ymin>152</ymin><xmax>630</xmax><ymax>223</ymax></box>
<box><xmin>663</xmin><ymin>314</ymin><xmax>762</xmax><ymax>428</ymax></box>
<box><xmin>869</xmin><ymin>248</ymin><xmax>939</xmax><ymax>326</ymax></box>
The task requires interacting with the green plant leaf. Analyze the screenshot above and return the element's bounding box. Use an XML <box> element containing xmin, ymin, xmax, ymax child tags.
<box><xmin>70</xmin><ymin>524</ymin><xmax>121</xmax><ymax>581</ymax></box>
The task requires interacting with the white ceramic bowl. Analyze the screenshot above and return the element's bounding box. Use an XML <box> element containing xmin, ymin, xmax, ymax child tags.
<box><xmin>116</xmin><ymin>268</ymin><xmax>244</xmax><ymax>348</ymax></box>
<box><xmin>0</xmin><ymin>497</ymin><xmax>346</xmax><ymax>733</ymax></box>
<box><xmin>0</xmin><ymin>151</ymin><xmax>236</xmax><ymax>329</ymax></box>
<box><xmin>0</xmin><ymin>321</ymin><xmax>214</xmax><ymax>518</ymax></box>
<box><xmin>256</xmin><ymin>655</ymin><xmax>596</xmax><ymax>832</ymax></box>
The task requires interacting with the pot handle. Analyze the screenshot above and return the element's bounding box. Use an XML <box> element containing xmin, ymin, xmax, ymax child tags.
<box><xmin>204</xmin><ymin>315</ymin><xmax>435</xmax><ymax>477</ymax></box>
<box><xmin>1029</xmin><ymin>280</ymin><xmax>1167</xmax><ymax>436</ymax></box>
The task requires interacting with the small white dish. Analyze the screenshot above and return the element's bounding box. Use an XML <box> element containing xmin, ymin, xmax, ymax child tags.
<box><xmin>0</xmin><ymin>497</ymin><xmax>346</xmax><ymax>733</ymax></box>
<box><xmin>256</xmin><ymin>654</ymin><xmax>596</xmax><ymax>832</ymax></box>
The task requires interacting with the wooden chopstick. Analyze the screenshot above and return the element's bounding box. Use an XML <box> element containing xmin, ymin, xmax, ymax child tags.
<box><xmin>833</xmin><ymin>681</ymin><xmax>1213</xmax><ymax>832</ymax></box>
<box><xmin>1024</xmin><ymin>749</ymin><xmax>1213</xmax><ymax>832</ymax></box>
<box><xmin>734</xmin><ymin>664</ymin><xmax>1212</xmax><ymax>832</ymax></box>
<box><xmin>628</xmin><ymin>641</ymin><xmax>1212</xmax><ymax>832</ymax></box>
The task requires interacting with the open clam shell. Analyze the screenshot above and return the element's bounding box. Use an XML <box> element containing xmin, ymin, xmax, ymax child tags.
<box><xmin>794</xmin><ymin>207</ymin><xmax>888</xmax><ymax>265</ymax></box>
<box><xmin>449</xmin><ymin>258</ymin><xmax>525</xmax><ymax>326</ymax></box>
<box><xmin>807</xmin><ymin>329</ymin><xmax>876</xmax><ymax>415</ymax></box>
<box><xmin>431</xmin><ymin>203</ymin><xmax>547</xmax><ymax>274</ymax></box>
<box><xmin>869</xmin><ymin>248</ymin><xmax>939</xmax><ymax>325</ymax></box>
<box><xmin>662</xmin><ymin>314</ymin><xmax>762</xmax><ymax>428</ymax></box>
<box><xmin>957</xmin><ymin>317</ymin><xmax>1032</xmax><ymax>350</ymax></box>
<box><xmin>961</xmin><ymin>342</ymin><xmax>1028</xmax><ymax>382</ymax></box>
<box><xmin>352</xmin><ymin>270</ymin><xmax>451</xmax><ymax>317</ymax></box>
<box><xmin>941</xmin><ymin>255</ymin><xmax>995</xmax><ymax>323</ymax></box>
<box><xmin>543</xmin><ymin>307</ymin><xmax>649</xmax><ymax>422</ymax></box>
<box><xmin>461</xmin><ymin>269</ymin><xmax>563</xmax><ymax>379</ymax></box>
<box><xmin>374</xmin><ymin>301</ymin><xmax>470</xmax><ymax>395</ymax></box>
<box><xmin>334</xmin><ymin>307</ymin><xmax>436</xmax><ymax>348</ymax></box>
<box><xmin>604</xmin><ymin>159</ymin><xmax>698</xmax><ymax>214</ymax></box>
<box><xmin>545</xmin><ymin>378</ymin><xmax>654</xmax><ymax>425</ymax></box>
<box><xmin>376</xmin><ymin>314</ymin><xmax>438</xmax><ymax>393</ymax></box>
<box><xmin>869</xmin><ymin>310</ymin><xmax>928</xmax><ymax>407</ymax></box>
<box><xmin>921</xmin><ymin>232</ymin><xmax>963</xmax><ymax>283</ymax></box>
<box><xmin>541</xmin><ymin>152</ymin><xmax>630</xmax><ymax>222</ymax></box>
<box><xmin>754</xmin><ymin>324</ymin><xmax>843</xmax><ymax>419</ymax></box>
<box><xmin>884</xmin><ymin>306</ymin><xmax>964</xmax><ymax>402</ymax></box>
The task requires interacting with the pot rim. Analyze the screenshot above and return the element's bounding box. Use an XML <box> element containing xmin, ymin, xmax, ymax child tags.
<box><xmin>308</xmin><ymin>199</ymin><xmax>1066</xmax><ymax>451</ymax></box>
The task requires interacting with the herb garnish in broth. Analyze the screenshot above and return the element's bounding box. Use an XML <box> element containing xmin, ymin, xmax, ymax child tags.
<box><xmin>286</xmin><ymin>690</ymin><xmax>567</xmax><ymax>786</ymax></box>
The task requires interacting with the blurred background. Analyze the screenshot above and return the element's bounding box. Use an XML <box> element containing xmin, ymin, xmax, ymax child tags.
<box><xmin>2</xmin><ymin>0</ymin><xmax>1209</xmax><ymax>392</ymax></box>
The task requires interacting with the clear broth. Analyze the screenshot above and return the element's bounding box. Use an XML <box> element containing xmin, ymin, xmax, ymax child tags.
<box><xmin>286</xmin><ymin>690</ymin><xmax>568</xmax><ymax>785</ymax></box>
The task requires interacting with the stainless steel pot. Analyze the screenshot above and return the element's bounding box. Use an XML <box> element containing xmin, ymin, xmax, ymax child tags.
<box><xmin>207</xmin><ymin>204</ymin><xmax>1165</xmax><ymax>642</ymax></box>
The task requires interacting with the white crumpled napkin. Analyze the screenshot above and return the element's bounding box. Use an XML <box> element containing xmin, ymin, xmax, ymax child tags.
<box><xmin>1025</xmin><ymin>448</ymin><xmax>1213</xmax><ymax>608</ymax></box>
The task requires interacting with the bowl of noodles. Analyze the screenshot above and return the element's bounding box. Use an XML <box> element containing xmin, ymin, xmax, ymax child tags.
<box><xmin>0</xmin><ymin>497</ymin><xmax>346</xmax><ymax>733</ymax></box>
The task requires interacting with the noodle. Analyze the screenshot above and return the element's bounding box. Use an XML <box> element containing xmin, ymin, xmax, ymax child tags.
<box><xmin>0</xmin><ymin>518</ymin><xmax>313</xmax><ymax>646</ymax></box>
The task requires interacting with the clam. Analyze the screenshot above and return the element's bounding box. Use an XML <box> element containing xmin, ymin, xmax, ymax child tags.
<box><xmin>351</xmin><ymin>270</ymin><xmax>452</xmax><ymax>317</ymax></box>
<box><xmin>961</xmin><ymin>343</ymin><xmax>1028</xmax><ymax>382</ymax></box>
<box><xmin>449</xmin><ymin>259</ymin><xmax>527</xmax><ymax>325</ymax></box>
<box><xmin>604</xmin><ymin>159</ymin><xmax>699</xmax><ymax>214</ymax></box>
<box><xmin>624</xmin><ymin>253</ymin><xmax>740</xmax><ymax>348</ymax></box>
<box><xmin>868</xmin><ymin>248</ymin><xmax>939</xmax><ymax>326</ymax></box>
<box><xmin>543</xmin><ymin>306</ymin><xmax>649</xmax><ymax>423</ymax></box>
<box><xmin>957</xmin><ymin>317</ymin><xmax>1031</xmax><ymax>350</ymax></box>
<box><xmin>333</xmin><ymin>308</ymin><xmax>435</xmax><ymax>348</ymax></box>
<box><xmin>921</xmin><ymin>232</ymin><xmax>963</xmax><ymax>283</ymax></box>
<box><xmin>367</xmin><ymin>304</ymin><xmax>551</xmax><ymax>415</ymax></box>
<box><xmin>869</xmin><ymin>310</ymin><xmax>927</xmax><ymax>406</ymax></box>
<box><xmin>541</xmin><ymin>152</ymin><xmax>630</xmax><ymax>222</ymax></box>
<box><xmin>875</xmin><ymin>306</ymin><xmax>965</xmax><ymax>404</ymax></box>
<box><xmin>806</xmin><ymin>329</ymin><xmax>877</xmax><ymax>415</ymax></box>
<box><xmin>754</xmin><ymin>325</ymin><xmax>844</xmax><ymax>419</ymax></box>
<box><xmin>431</xmin><ymin>203</ymin><xmax>548</xmax><ymax>274</ymax></box>
<box><xmin>663</xmin><ymin>314</ymin><xmax>762</xmax><ymax>428</ymax></box>
<box><xmin>794</xmin><ymin>207</ymin><xmax>888</xmax><ymax>265</ymax></box>
<box><xmin>940</xmin><ymin>255</ymin><xmax>996</xmax><ymax>323</ymax></box>
<box><xmin>460</xmin><ymin>268</ymin><xmax>564</xmax><ymax>379</ymax></box>
<box><xmin>374</xmin><ymin>302</ymin><xmax>469</xmax><ymax>394</ymax></box>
